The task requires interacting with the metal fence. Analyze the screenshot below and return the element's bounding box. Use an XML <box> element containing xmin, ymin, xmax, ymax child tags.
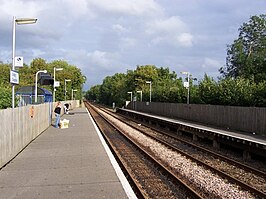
<box><xmin>127</xmin><ymin>102</ymin><xmax>266</xmax><ymax>135</ymax></box>
<box><xmin>0</xmin><ymin>100</ymin><xmax>80</xmax><ymax>168</ymax></box>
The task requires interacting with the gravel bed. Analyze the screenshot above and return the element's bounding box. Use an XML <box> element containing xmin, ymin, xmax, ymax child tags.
<box><xmin>119</xmin><ymin>113</ymin><xmax>266</xmax><ymax>193</ymax></box>
<box><xmin>99</xmin><ymin>109</ymin><xmax>255</xmax><ymax>199</ymax></box>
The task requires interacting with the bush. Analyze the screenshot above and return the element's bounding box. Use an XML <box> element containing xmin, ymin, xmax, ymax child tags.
<box><xmin>0</xmin><ymin>86</ymin><xmax>12</xmax><ymax>109</ymax></box>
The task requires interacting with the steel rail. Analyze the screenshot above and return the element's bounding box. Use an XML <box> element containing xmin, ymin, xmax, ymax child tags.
<box><xmin>86</xmin><ymin>101</ymin><xmax>203</xmax><ymax>199</ymax></box>
<box><xmin>99</xmin><ymin>105</ymin><xmax>266</xmax><ymax>199</ymax></box>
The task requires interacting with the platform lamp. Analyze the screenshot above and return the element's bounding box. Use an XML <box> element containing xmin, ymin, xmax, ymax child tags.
<box><xmin>35</xmin><ymin>70</ymin><xmax>47</xmax><ymax>103</ymax></box>
<box><xmin>180</xmin><ymin>71</ymin><xmax>190</xmax><ymax>104</ymax></box>
<box><xmin>71</xmin><ymin>89</ymin><xmax>77</xmax><ymax>100</ymax></box>
<box><xmin>11</xmin><ymin>17</ymin><xmax>37</xmax><ymax>108</ymax></box>
<box><xmin>127</xmin><ymin>91</ymin><xmax>133</xmax><ymax>101</ymax></box>
<box><xmin>64</xmin><ymin>79</ymin><xmax>71</xmax><ymax>101</ymax></box>
<box><xmin>146</xmin><ymin>81</ymin><xmax>152</xmax><ymax>102</ymax></box>
<box><xmin>137</xmin><ymin>90</ymin><xmax>142</xmax><ymax>102</ymax></box>
<box><xmin>53</xmin><ymin>67</ymin><xmax>63</xmax><ymax>102</ymax></box>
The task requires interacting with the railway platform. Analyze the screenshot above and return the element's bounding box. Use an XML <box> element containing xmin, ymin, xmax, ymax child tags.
<box><xmin>117</xmin><ymin>108</ymin><xmax>266</xmax><ymax>160</ymax></box>
<box><xmin>0</xmin><ymin>107</ymin><xmax>135</xmax><ymax>199</ymax></box>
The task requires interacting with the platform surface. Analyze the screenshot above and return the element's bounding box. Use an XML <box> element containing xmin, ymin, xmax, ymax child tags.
<box><xmin>123</xmin><ymin>108</ymin><xmax>266</xmax><ymax>145</ymax></box>
<box><xmin>0</xmin><ymin>107</ymin><xmax>132</xmax><ymax>199</ymax></box>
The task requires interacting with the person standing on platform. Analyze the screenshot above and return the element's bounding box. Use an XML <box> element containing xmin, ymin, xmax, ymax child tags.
<box><xmin>54</xmin><ymin>101</ymin><xmax>61</xmax><ymax>128</ymax></box>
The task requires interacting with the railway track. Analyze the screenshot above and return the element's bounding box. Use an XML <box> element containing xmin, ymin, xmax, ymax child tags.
<box><xmin>110</xmin><ymin>108</ymin><xmax>266</xmax><ymax>196</ymax></box>
<box><xmin>85</xmin><ymin>102</ymin><xmax>202</xmax><ymax>198</ymax></box>
<box><xmin>86</xmin><ymin>102</ymin><xmax>266</xmax><ymax>198</ymax></box>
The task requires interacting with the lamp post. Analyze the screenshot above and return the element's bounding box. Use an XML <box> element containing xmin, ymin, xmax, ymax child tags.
<box><xmin>72</xmin><ymin>89</ymin><xmax>77</xmax><ymax>100</ymax></box>
<box><xmin>64</xmin><ymin>79</ymin><xmax>71</xmax><ymax>101</ymax></box>
<box><xmin>146</xmin><ymin>81</ymin><xmax>152</xmax><ymax>102</ymax></box>
<box><xmin>12</xmin><ymin>16</ymin><xmax>37</xmax><ymax>108</ymax></box>
<box><xmin>35</xmin><ymin>70</ymin><xmax>47</xmax><ymax>103</ymax></box>
<box><xmin>137</xmin><ymin>90</ymin><xmax>142</xmax><ymax>102</ymax></box>
<box><xmin>127</xmin><ymin>91</ymin><xmax>133</xmax><ymax>101</ymax></box>
<box><xmin>181</xmin><ymin>71</ymin><xmax>190</xmax><ymax>104</ymax></box>
<box><xmin>53</xmin><ymin>67</ymin><xmax>63</xmax><ymax>102</ymax></box>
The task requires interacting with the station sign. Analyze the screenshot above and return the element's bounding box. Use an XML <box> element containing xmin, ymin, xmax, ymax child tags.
<box><xmin>10</xmin><ymin>70</ymin><xmax>19</xmax><ymax>84</ymax></box>
<box><xmin>54</xmin><ymin>81</ymin><xmax>60</xmax><ymax>87</ymax></box>
<box><xmin>183</xmin><ymin>81</ymin><xmax>189</xmax><ymax>88</ymax></box>
<box><xmin>15</xmin><ymin>56</ymin><xmax>23</xmax><ymax>67</ymax></box>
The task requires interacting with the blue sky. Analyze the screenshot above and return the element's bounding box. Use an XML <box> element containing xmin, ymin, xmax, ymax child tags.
<box><xmin>0</xmin><ymin>0</ymin><xmax>265</xmax><ymax>90</ymax></box>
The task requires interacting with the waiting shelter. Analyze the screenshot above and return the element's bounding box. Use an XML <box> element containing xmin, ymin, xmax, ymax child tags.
<box><xmin>16</xmin><ymin>86</ymin><xmax>53</xmax><ymax>106</ymax></box>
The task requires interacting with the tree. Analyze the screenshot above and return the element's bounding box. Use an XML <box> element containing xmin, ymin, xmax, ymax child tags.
<box><xmin>220</xmin><ymin>15</ymin><xmax>266</xmax><ymax>83</ymax></box>
<box><xmin>198</xmin><ymin>74</ymin><xmax>219</xmax><ymax>104</ymax></box>
<box><xmin>0</xmin><ymin>87</ymin><xmax>12</xmax><ymax>109</ymax></box>
<box><xmin>0</xmin><ymin>59</ymin><xmax>86</xmax><ymax>109</ymax></box>
<box><xmin>217</xmin><ymin>78</ymin><xmax>255</xmax><ymax>106</ymax></box>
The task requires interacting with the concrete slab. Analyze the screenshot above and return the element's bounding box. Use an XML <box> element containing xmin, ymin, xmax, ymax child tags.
<box><xmin>0</xmin><ymin>107</ymin><xmax>135</xmax><ymax>199</ymax></box>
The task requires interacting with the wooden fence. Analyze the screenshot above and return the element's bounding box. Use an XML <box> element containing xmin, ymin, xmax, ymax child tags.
<box><xmin>127</xmin><ymin>102</ymin><xmax>266</xmax><ymax>135</ymax></box>
<box><xmin>0</xmin><ymin>100</ymin><xmax>80</xmax><ymax>168</ymax></box>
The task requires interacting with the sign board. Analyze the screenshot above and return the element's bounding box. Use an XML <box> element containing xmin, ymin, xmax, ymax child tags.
<box><xmin>15</xmin><ymin>56</ymin><xmax>23</xmax><ymax>67</ymax></box>
<box><xmin>54</xmin><ymin>81</ymin><xmax>60</xmax><ymax>87</ymax></box>
<box><xmin>10</xmin><ymin>70</ymin><xmax>19</xmax><ymax>84</ymax></box>
<box><xmin>184</xmin><ymin>82</ymin><xmax>189</xmax><ymax>88</ymax></box>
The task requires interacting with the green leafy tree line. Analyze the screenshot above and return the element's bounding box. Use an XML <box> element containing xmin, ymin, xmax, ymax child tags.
<box><xmin>85</xmin><ymin>65</ymin><xmax>266</xmax><ymax>107</ymax></box>
<box><xmin>86</xmin><ymin>15</ymin><xmax>266</xmax><ymax>107</ymax></box>
<box><xmin>0</xmin><ymin>58</ymin><xmax>86</xmax><ymax>109</ymax></box>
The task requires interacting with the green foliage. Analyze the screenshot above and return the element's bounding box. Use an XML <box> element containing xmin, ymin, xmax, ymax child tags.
<box><xmin>0</xmin><ymin>58</ymin><xmax>86</xmax><ymax>109</ymax></box>
<box><xmin>198</xmin><ymin>74</ymin><xmax>219</xmax><ymax>104</ymax></box>
<box><xmin>85</xmin><ymin>65</ymin><xmax>197</xmax><ymax>107</ymax></box>
<box><xmin>217</xmin><ymin>78</ymin><xmax>255</xmax><ymax>106</ymax></box>
<box><xmin>0</xmin><ymin>86</ymin><xmax>12</xmax><ymax>109</ymax></box>
<box><xmin>86</xmin><ymin>65</ymin><xmax>266</xmax><ymax>107</ymax></box>
<box><xmin>220</xmin><ymin>14</ymin><xmax>266</xmax><ymax>83</ymax></box>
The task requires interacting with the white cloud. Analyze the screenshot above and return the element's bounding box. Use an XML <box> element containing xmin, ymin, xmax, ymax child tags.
<box><xmin>0</xmin><ymin>0</ymin><xmax>42</xmax><ymax>18</ymax></box>
<box><xmin>87</xmin><ymin>0</ymin><xmax>162</xmax><ymax>17</ymax></box>
<box><xmin>112</xmin><ymin>24</ymin><xmax>128</xmax><ymax>34</ymax></box>
<box><xmin>146</xmin><ymin>16</ymin><xmax>186</xmax><ymax>34</ymax></box>
<box><xmin>86</xmin><ymin>50</ymin><xmax>122</xmax><ymax>71</ymax></box>
<box><xmin>119</xmin><ymin>37</ymin><xmax>137</xmax><ymax>49</ymax></box>
<box><xmin>146</xmin><ymin>16</ymin><xmax>193</xmax><ymax>47</ymax></box>
<box><xmin>177</xmin><ymin>33</ymin><xmax>193</xmax><ymax>47</ymax></box>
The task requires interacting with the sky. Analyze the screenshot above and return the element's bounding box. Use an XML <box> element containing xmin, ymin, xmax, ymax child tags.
<box><xmin>0</xmin><ymin>0</ymin><xmax>265</xmax><ymax>90</ymax></box>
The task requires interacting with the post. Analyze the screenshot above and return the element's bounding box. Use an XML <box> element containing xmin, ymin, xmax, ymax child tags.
<box><xmin>35</xmin><ymin>72</ymin><xmax>38</xmax><ymax>103</ymax></box>
<box><xmin>137</xmin><ymin>91</ymin><xmax>142</xmax><ymax>102</ymax></box>
<box><xmin>35</xmin><ymin>70</ymin><xmax>47</xmax><ymax>103</ymax></box>
<box><xmin>53</xmin><ymin>67</ymin><xmax>56</xmax><ymax>102</ymax></box>
<box><xmin>187</xmin><ymin>73</ymin><xmax>190</xmax><ymax>104</ymax></box>
<box><xmin>53</xmin><ymin>67</ymin><xmax>63</xmax><ymax>102</ymax></box>
<box><xmin>127</xmin><ymin>91</ymin><xmax>132</xmax><ymax>101</ymax></box>
<box><xmin>65</xmin><ymin>80</ymin><xmax>66</xmax><ymax>101</ymax></box>
<box><xmin>12</xmin><ymin>17</ymin><xmax>16</xmax><ymax>108</ymax></box>
<box><xmin>181</xmin><ymin>71</ymin><xmax>190</xmax><ymax>104</ymax></box>
<box><xmin>149</xmin><ymin>82</ymin><xmax>151</xmax><ymax>102</ymax></box>
<box><xmin>64</xmin><ymin>79</ymin><xmax>71</xmax><ymax>101</ymax></box>
<box><xmin>72</xmin><ymin>89</ymin><xmax>77</xmax><ymax>100</ymax></box>
<box><xmin>11</xmin><ymin>17</ymin><xmax>37</xmax><ymax>108</ymax></box>
<box><xmin>71</xmin><ymin>89</ymin><xmax>73</xmax><ymax>100</ymax></box>
<box><xmin>146</xmin><ymin>81</ymin><xmax>152</xmax><ymax>102</ymax></box>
